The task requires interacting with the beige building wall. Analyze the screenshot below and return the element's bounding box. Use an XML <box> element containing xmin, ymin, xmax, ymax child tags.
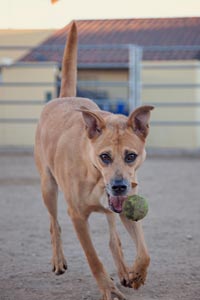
<box><xmin>195</xmin><ymin>62</ymin><xmax>200</xmax><ymax>148</ymax></box>
<box><xmin>142</xmin><ymin>61</ymin><xmax>199</xmax><ymax>149</ymax></box>
<box><xmin>0</xmin><ymin>60</ymin><xmax>199</xmax><ymax>149</ymax></box>
<box><xmin>0</xmin><ymin>63</ymin><xmax>57</xmax><ymax>146</ymax></box>
<box><xmin>0</xmin><ymin>28</ymin><xmax>56</xmax><ymax>146</ymax></box>
<box><xmin>78</xmin><ymin>69</ymin><xmax>129</xmax><ymax>101</ymax></box>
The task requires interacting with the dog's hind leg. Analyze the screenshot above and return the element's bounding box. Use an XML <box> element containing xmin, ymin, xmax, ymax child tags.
<box><xmin>41</xmin><ymin>168</ymin><xmax>67</xmax><ymax>275</ymax></box>
<box><xmin>119</xmin><ymin>215</ymin><xmax>150</xmax><ymax>289</ymax></box>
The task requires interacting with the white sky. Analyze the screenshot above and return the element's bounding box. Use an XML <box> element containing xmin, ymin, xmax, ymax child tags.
<box><xmin>1</xmin><ymin>0</ymin><xmax>200</xmax><ymax>29</ymax></box>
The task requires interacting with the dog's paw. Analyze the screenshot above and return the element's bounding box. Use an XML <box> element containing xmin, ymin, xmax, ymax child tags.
<box><xmin>99</xmin><ymin>274</ymin><xmax>126</xmax><ymax>300</ymax></box>
<box><xmin>128</xmin><ymin>268</ymin><xmax>147</xmax><ymax>289</ymax></box>
<box><xmin>120</xmin><ymin>268</ymin><xmax>147</xmax><ymax>290</ymax></box>
<box><xmin>51</xmin><ymin>255</ymin><xmax>67</xmax><ymax>275</ymax></box>
<box><xmin>120</xmin><ymin>256</ymin><xmax>150</xmax><ymax>290</ymax></box>
<box><xmin>100</xmin><ymin>286</ymin><xmax>126</xmax><ymax>300</ymax></box>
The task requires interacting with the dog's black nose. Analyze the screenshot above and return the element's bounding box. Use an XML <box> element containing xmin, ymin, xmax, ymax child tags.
<box><xmin>111</xmin><ymin>179</ymin><xmax>128</xmax><ymax>195</ymax></box>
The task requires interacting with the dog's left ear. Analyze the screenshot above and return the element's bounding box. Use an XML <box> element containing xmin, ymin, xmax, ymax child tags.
<box><xmin>127</xmin><ymin>105</ymin><xmax>154</xmax><ymax>140</ymax></box>
<box><xmin>77</xmin><ymin>107</ymin><xmax>106</xmax><ymax>139</ymax></box>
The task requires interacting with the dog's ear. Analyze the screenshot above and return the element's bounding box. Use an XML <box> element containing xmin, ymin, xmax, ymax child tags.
<box><xmin>127</xmin><ymin>105</ymin><xmax>154</xmax><ymax>140</ymax></box>
<box><xmin>77</xmin><ymin>107</ymin><xmax>106</xmax><ymax>139</ymax></box>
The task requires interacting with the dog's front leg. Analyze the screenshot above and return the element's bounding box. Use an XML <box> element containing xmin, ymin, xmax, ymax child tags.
<box><xmin>71</xmin><ymin>216</ymin><xmax>126</xmax><ymax>300</ymax></box>
<box><xmin>106</xmin><ymin>213</ymin><xmax>130</xmax><ymax>286</ymax></box>
<box><xmin>120</xmin><ymin>215</ymin><xmax>150</xmax><ymax>289</ymax></box>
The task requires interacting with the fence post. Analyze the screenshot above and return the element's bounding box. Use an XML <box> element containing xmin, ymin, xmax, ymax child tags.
<box><xmin>128</xmin><ymin>45</ymin><xmax>143</xmax><ymax>112</ymax></box>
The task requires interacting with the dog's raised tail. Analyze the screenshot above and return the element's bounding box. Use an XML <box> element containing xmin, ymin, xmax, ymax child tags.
<box><xmin>59</xmin><ymin>21</ymin><xmax>78</xmax><ymax>98</ymax></box>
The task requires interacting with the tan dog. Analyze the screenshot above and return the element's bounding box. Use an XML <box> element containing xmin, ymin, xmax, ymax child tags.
<box><xmin>35</xmin><ymin>21</ymin><xmax>154</xmax><ymax>300</ymax></box>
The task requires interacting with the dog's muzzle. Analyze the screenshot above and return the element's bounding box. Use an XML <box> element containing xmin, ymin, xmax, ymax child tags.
<box><xmin>107</xmin><ymin>179</ymin><xmax>130</xmax><ymax>213</ymax></box>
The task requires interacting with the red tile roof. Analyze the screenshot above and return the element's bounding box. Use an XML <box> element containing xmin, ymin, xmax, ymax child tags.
<box><xmin>20</xmin><ymin>18</ymin><xmax>200</xmax><ymax>66</ymax></box>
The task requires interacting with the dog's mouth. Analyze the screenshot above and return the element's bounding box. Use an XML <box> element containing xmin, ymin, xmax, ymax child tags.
<box><xmin>107</xmin><ymin>195</ymin><xmax>127</xmax><ymax>213</ymax></box>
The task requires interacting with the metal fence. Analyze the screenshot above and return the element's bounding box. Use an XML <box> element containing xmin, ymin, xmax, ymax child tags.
<box><xmin>0</xmin><ymin>44</ymin><xmax>200</xmax><ymax>128</ymax></box>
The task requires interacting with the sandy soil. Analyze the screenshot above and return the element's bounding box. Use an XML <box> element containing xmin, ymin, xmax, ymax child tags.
<box><xmin>0</xmin><ymin>152</ymin><xmax>200</xmax><ymax>300</ymax></box>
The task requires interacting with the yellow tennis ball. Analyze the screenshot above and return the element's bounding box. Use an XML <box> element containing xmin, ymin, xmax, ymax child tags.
<box><xmin>123</xmin><ymin>195</ymin><xmax>148</xmax><ymax>221</ymax></box>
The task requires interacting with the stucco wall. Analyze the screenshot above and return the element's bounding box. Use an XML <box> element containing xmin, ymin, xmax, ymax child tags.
<box><xmin>0</xmin><ymin>64</ymin><xmax>57</xmax><ymax>146</ymax></box>
<box><xmin>78</xmin><ymin>69</ymin><xmax>129</xmax><ymax>101</ymax></box>
<box><xmin>142</xmin><ymin>61</ymin><xmax>199</xmax><ymax>149</ymax></box>
<box><xmin>195</xmin><ymin>61</ymin><xmax>200</xmax><ymax>148</ymax></box>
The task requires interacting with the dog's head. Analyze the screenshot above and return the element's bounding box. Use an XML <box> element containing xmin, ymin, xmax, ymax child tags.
<box><xmin>79</xmin><ymin>105</ymin><xmax>154</xmax><ymax>213</ymax></box>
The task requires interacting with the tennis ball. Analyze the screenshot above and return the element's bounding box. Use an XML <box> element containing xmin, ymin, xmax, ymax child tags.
<box><xmin>123</xmin><ymin>195</ymin><xmax>148</xmax><ymax>221</ymax></box>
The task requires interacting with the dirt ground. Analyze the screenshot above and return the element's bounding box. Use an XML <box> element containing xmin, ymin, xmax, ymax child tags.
<box><xmin>0</xmin><ymin>152</ymin><xmax>200</xmax><ymax>300</ymax></box>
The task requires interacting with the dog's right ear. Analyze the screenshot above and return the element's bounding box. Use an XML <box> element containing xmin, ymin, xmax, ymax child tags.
<box><xmin>76</xmin><ymin>107</ymin><xmax>106</xmax><ymax>139</ymax></box>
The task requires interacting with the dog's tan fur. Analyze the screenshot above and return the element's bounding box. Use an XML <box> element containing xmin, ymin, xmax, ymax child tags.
<box><xmin>34</xmin><ymin>21</ymin><xmax>153</xmax><ymax>300</ymax></box>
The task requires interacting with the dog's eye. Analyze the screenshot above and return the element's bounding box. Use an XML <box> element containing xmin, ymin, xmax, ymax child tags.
<box><xmin>99</xmin><ymin>153</ymin><xmax>112</xmax><ymax>165</ymax></box>
<box><xmin>125</xmin><ymin>152</ymin><xmax>137</xmax><ymax>164</ymax></box>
